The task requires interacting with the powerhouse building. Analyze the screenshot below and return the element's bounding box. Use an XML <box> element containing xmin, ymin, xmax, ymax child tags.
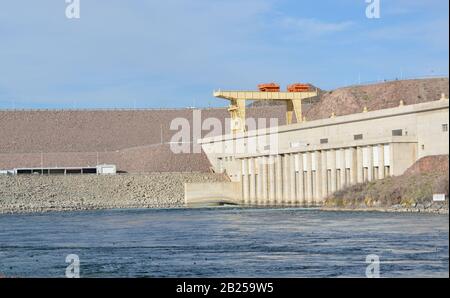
<box><xmin>198</xmin><ymin>96</ymin><xmax>449</xmax><ymax>206</ymax></box>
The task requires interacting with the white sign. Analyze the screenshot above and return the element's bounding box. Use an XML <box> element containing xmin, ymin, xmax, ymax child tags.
<box><xmin>433</xmin><ymin>194</ymin><xmax>446</xmax><ymax>202</ymax></box>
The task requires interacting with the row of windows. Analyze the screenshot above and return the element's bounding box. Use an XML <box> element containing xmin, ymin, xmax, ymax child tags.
<box><xmin>319</xmin><ymin>124</ymin><xmax>447</xmax><ymax>145</ymax></box>
<box><xmin>319</xmin><ymin>131</ymin><xmax>389</xmax><ymax>145</ymax></box>
<box><xmin>223</xmin><ymin>124</ymin><xmax>448</xmax><ymax>166</ymax></box>
<box><xmin>318</xmin><ymin>130</ymin><xmax>400</xmax><ymax>146</ymax></box>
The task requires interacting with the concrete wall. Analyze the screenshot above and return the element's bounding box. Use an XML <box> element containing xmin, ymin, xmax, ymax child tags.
<box><xmin>391</xmin><ymin>142</ymin><xmax>417</xmax><ymax>176</ymax></box>
<box><xmin>417</xmin><ymin>108</ymin><xmax>449</xmax><ymax>158</ymax></box>
<box><xmin>199</xmin><ymin>98</ymin><xmax>449</xmax><ymax>207</ymax></box>
<box><xmin>184</xmin><ymin>182</ymin><xmax>242</xmax><ymax>207</ymax></box>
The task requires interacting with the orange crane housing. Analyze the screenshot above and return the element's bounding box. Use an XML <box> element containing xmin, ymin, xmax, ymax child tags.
<box><xmin>258</xmin><ymin>83</ymin><xmax>280</xmax><ymax>92</ymax></box>
<box><xmin>287</xmin><ymin>83</ymin><xmax>310</xmax><ymax>92</ymax></box>
<box><xmin>215</xmin><ymin>83</ymin><xmax>319</xmax><ymax>133</ymax></box>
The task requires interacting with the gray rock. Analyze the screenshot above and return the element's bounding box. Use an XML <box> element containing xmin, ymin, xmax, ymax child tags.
<box><xmin>0</xmin><ymin>173</ymin><xmax>228</xmax><ymax>214</ymax></box>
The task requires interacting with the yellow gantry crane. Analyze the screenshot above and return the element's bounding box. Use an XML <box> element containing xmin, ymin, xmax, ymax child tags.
<box><xmin>214</xmin><ymin>83</ymin><xmax>318</xmax><ymax>133</ymax></box>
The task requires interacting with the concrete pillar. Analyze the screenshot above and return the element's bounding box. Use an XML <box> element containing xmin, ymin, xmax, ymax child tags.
<box><xmin>320</xmin><ymin>150</ymin><xmax>328</xmax><ymax>203</ymax></box>
<box><xmin>311</xmin><ymin>151</ymin><xmax>322</xmax><ymax>206</ymax></box>
<box><xmin>282</xmin><ymin>154</ymin><xmax>290</xmax><ymax>204</ymax></box>
<box><xmin>330</xmin><ymin>149</ymin><xmax>337</xmax><ymax>193</ymax></box>
<box><xmin>339</xmin><ymin>148</ymin><xmax>346</xmax><ymax>190</ymax></box>
<box><xmin>389</xmin><ymin>145</ymin><xmax>394</xmax><ymax>177</ymax></box>
<box><xmin>289</xmin><ymin>154</ymin><xmax>296</xmax><ymax>205</ymax></box>
<box><xmin>275</xmin><ymin>155</ymin><xmax>283</xmax><ymax>205</ymax></box>
<box><xmin>296</xmin><ymin>153</ymin><xmax>305</xmax><ymax>205</ymax></box>
<box><xmin>268</xmin><ymin>155</ymin><xmax>276</xmax><ymax>204</ymax></box>
<box><xmin>306</xmin><ymin>152</ymin><xmax>313</xmax><ymax>206</ymax></box>
<box><xmin>256</xmin><ymin>157</ymin><xmax>263</xmax><ymax>204</ymax></box>
<box><xmin>249</xmin><ymin>158</ymin><xmax>256</xmax><ymax>204</ymax></box>
<box><xmin>378</xmin><ymin>144</ymin><xmax>385</xmax><ymax>180</ymax></box>
<box><xmin>367</xmin><ymin>146</ymin><xmax>373</xmax><ymax>181</ymax></box>
<box><xmin>262</xmin><ymin>156</ymin><xmax>268</xmax><ymax>203</ymax></box>
<box><xmin>350</xmin><ymin>147</ymin><xmax>358</xmax><ymax>185</ymax></box>
<box><xmin>356</xmin><ymin>147</ymin><xmax>364</xmax><ymax>183</ymax></box>
<box><xmin>242</xmin><ymin>159</ymin><xmax>249</xmax><ymax>204</ymax></box>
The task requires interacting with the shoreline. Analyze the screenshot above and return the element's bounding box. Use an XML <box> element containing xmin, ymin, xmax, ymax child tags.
<box><xmin>1</xmin><ymin>174</ymin><xmax>447</xmax><ymax>216</ymax></box>
<box><xmin>320</xmin><ymin>206</ymin><xmax>449</xmax><ymax>215</ymax></box>
<box><xmin>0</xmin><ymin>203</ymin><xmax>183</xmax><ymax>215</ymax></box>
<box><xmin>1</xmin><ymin>203</ymin><xmax>448</xmax><ymax>216</ymax></box>
<box><xmin>0</xmin><ymin>173</ymin><xmax>227</xmax><ymax>215</ymax></box>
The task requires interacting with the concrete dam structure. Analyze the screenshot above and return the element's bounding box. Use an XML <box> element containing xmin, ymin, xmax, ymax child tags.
<box><xmin>1</xmin><ymin>78</ymin><xmax>448</xmax><ymax>208</ymax></box>
<box><xmin>195</xmin><ymin>94</ymin><xmax>449</xmax><ymax>206</ymax></box>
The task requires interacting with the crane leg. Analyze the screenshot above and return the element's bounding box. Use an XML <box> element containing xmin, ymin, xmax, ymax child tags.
<box><xmin>292</xmin><ymin>99</ymin><xmax>303</xmax><ymax>123</ymax></box>
<box><xmin>286</xmin><ymin>101</ymin><xmax>294</xmax><ymax>125</ymax></box>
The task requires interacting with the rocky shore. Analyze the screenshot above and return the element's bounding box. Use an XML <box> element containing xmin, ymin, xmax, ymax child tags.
<box><xmin>323</xmin><ymin>155</ymin><xmax>449</xmax><ymax>215</ymax></box>
<box><xmin>321</xmin><ymin>201</ymin><xmax>448</xmax><ymax>214</ymax></box>
<box><xmin>0</xmin><ymin>173</ymin><xmax>228</xmax><ymax>214</ymax></box>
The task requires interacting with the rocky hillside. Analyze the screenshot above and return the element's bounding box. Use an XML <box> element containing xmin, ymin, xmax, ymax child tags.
<box><xmin>404</xmin><ymin>154</ymin><xmax>449</xmax><ymax>176</ymax></box>
<box><xmin>0</xmin><ymin>106</ymin><xmax>286</xmax><ymax>172</ymax></box>
<box><xmin>248</xmin><ymin>78</ymin><xmax>448</xmax><ymax>121</ymax></box>
<box><xmin>324</xmin><ymin>155</ymin><xmax>449</xmax><ymax>213</ymax></box>
<box><xmin>305</xmin><ymin>78</ymin><xmax>448</xmax><ymax>120</ymax></box>
<box><xmin>0</xmin><ymin>107</ymin><xmax>286</xmax><ymax>154</ymax></box>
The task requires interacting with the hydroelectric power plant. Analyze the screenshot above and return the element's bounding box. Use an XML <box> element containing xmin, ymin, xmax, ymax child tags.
<box><xmin>0</xmin><ymin>78</ymin><xmax>449</xmax><ymax>212</ymax></box>
<box><xmin>187</xmin><ymin>85</ymin><xmax>449</xmax><ymax>207</ymax></box>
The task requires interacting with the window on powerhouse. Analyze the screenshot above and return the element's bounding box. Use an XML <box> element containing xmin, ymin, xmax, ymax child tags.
<box><xmin>392</xmin><ymin>129</ymin><xmax>403</xmax><ymax>136</ymax></box>
<box><xmin>354</xmin><ymin>134</ymin><xmax>363</xmax><ymax>140</ymax></box>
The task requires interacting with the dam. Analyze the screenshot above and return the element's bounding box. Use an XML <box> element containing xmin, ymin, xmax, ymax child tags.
<box><xmin>0</xmin><ymin>78</ymin><xmax>448</xmax><ymax>210</ymax></box>
<box><xmin>193</xmin><ymin>93</ymin><xmax>449</xmax><ymax>206</ymax></box>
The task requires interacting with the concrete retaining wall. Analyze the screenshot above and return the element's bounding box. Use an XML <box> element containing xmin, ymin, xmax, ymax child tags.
<box><xmin>184</xmin><ymin>182</ymin><xmax>242</xmax><ymax>207</ymax></box>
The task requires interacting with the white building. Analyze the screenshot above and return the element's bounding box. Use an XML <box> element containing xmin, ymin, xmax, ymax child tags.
<box><xmin>198</xmin><ymin>96</ymin><xmax>449</xmax><ymax>206</ymax></box>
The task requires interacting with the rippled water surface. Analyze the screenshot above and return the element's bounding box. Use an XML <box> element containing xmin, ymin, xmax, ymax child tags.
<box><xmin>0</xmin><ymin>208</ymin><xmax>448</xmax><ymax>277</ymax></box>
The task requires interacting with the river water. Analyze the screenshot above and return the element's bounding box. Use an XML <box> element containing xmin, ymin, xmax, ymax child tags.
<box><xmin>0</xmin><ymin>207</ymin><xmax>448</xmax><ymax>278</ymax></box>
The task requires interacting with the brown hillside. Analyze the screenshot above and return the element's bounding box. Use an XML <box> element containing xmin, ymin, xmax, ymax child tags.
<box><xmin>404</xmin><ymin>155</ymin><xmax>449</xmax><ymax>176</ymax></box>
<box><xmin>0</xmin><ymin>107</ymin><xmax>286</xmax><ymax>154</ymax></box>
<box><xmin>305</xmin><ymin>78</ymin><xmax>448</xmax><ymax>120</ymax></box>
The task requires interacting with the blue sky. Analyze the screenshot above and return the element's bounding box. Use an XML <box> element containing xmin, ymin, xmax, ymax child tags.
<box><xmin>0</xmin><ymin>0</ymin><xmax>448</xmax><ymax>109</ymax></box>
